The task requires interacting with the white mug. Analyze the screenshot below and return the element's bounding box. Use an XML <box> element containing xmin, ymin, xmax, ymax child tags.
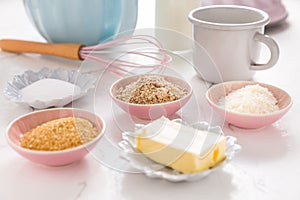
<box><xmin>188</xmin><ymin>5</ymin><xmax>280</xmax><ymax>83</ymax></box>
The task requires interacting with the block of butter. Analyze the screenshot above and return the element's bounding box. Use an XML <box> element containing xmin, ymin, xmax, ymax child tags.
<box><xmin>135</xmin><ymin>117</ymin><xmax>226</xmax><ymax>174</ymax></box>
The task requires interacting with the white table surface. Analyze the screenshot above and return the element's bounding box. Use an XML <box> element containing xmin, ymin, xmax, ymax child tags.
<box><xmin>0</xmin><ymin>0</ymin><xmax>300</xmax><ymax>200</ymax></box>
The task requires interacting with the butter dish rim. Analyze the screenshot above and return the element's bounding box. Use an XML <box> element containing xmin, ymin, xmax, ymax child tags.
<box><xmin>119</xmin><ymin>119</ymin><xmax>241</xmax><ymax>182</ymax></box>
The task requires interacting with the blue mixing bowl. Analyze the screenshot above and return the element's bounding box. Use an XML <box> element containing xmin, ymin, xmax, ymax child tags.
<box><xmin>23</xmin><ymin>0</ymin><xmax>138</xmax><ymax>46</ymax></box>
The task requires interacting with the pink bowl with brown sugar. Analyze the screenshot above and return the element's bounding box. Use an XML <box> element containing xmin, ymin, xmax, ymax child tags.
<box><xmin>6</xmin><ymin>108</ymin><xmax>105</xmax><ymax>166</ymax></box>
<box><xmin>206</xmin><ymin>81</ymin><xmax>292</xmax><ymax>129</ymax></box>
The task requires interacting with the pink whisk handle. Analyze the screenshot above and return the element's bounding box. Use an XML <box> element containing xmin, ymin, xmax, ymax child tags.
<box><xmin>0</xmin><ymin>39</ymin><xmax>84</xmax><ymax>60</ymax></box>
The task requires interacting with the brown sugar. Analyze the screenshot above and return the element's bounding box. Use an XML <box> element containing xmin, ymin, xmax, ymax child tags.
<box><xmin>20</xmin><ymin>117</ymin><xmax>98</xmax><ymax>151</ymax></box>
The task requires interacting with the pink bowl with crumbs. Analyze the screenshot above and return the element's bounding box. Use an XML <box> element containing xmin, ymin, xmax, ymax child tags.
<box><xmin>206</xmin><ymin>81</ymin><xmax>292</xmax><ymax>129</ymax></box>
<box><xmin>6</xmin><ymin>108</ymin><xmax>105</xmax><ymax>166</ymax></box>
<box><xmin>110</xmin><ymin>74</ymin><xmax>193</xmax><ymax>120</ymax></box>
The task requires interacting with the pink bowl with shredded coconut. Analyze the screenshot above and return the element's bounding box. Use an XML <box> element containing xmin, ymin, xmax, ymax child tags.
<box><xmin>206</xmin><ymin>81</ymin><xmax>292</xmax><ymax>129</ymax></box>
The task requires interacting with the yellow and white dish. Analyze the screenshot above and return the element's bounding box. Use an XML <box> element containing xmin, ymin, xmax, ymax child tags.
<box><xmin>119</xmin><ymin>117</ymin><xmax>240</xmax><ymax>182</ymax></box>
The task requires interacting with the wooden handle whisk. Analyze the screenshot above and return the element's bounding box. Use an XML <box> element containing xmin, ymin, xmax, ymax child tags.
<box><xmin>0</xmin><ymin>36</ymin><xmax>172</xmax><ymax>76</ymax></box>
<box><xmin>0</xmin><ymin>39</ymin><xmax>84</xmax><ymax>60</ymax></box>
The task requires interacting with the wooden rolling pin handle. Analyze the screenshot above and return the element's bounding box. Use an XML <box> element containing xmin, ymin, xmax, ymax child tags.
<box><xmin>0</xmin><ymin>39</ymin><xmax>84</xmax><ymax>60</ymax></box>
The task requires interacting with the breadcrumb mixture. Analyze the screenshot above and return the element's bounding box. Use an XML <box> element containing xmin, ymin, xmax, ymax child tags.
<box><xmin>116</xmin><ymin>75</ymin><xmax>188</xmax><ymax>104</ymax></box>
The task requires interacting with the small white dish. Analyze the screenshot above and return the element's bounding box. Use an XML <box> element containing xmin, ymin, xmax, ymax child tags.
<box><xmin>118</xmin><ymin>119</ymin><xmax>241</xmax><ymax>182</ymax></box>
<box><xmin>4</xmin><ymin>68</ymin><xmax>97</xmax><ymax>109</ymax></box>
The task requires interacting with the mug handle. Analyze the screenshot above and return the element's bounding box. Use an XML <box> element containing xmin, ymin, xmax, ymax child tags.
<box><xmin>250</xmin><ymin>32</ymin><xmax>280</xmax><ymax>70</ymax></box>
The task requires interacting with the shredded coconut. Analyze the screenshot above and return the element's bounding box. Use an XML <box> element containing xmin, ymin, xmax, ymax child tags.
<box><xmin>219</xmin><ymin>84</ymin><xmax>279</xmax><ymax>114</ymax></box>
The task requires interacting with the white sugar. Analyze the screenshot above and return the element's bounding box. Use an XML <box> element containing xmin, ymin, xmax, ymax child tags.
<box><xmin>20</xmin><ymin>78</ymin><xmax>81</xmax><ymax>102</ymax></box>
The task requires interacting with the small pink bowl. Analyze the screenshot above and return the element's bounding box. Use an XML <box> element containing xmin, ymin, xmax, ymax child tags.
<box><xmin>206</xmin><ymin>81</ymin><xmax>292</xmax><ymax>129</ymax></box>
<box><xmin>6</xmin><ymin>108</ymin><xmax>105</xmax><ymax>166</ymax></box>
<box><xmin>110</xmin><ymin>74</ymin><xmax>193</xmax><ymax>120</ymax></box>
